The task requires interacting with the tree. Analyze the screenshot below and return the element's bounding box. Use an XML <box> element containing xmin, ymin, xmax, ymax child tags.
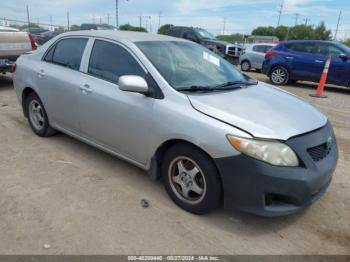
<box><xmin>313</xmin><ymin>22</ymin><xmax>332</xmax><ymax>40</ymax></box>
<box><xmin>343</xmin><ymin>39</ymin><xmax>350</xmax><ymax>47</ymax></box>
<box><xmin>19</xmin><ymin>23</ymin><xmax>41</xmax><ymax>30</ymax></box>
<box><xmin>119</xmin><ymin>24</ymin><xmax>147</xmax><ymax>32</ymax></box>
<box><xmin>158</xmin><ymin>24</ymin><xmax>173</xmax><ymax>35</ymax></box>
<box><xmin>288</xmin><ymin>25</ymin><xmax>314</xmax><ymax>40</ymax></box>
<box><xmin>275</xmin><ymin>26</ymin><xmax>289</xmax><ymax>40</ymax></box>
<box><xmin>252</xmin><ymin>26</ymin><xmax>275</xmax><ymax>36</ymax></box>
<box><xmin>70</xmin><ymin>24</ymin><xmax>81</xmax><ymax>31</ymax></box>
<box><xmin>216</xmin><ymin>33</ymin><xmax>245</xmax><ymax>43</ymax></box>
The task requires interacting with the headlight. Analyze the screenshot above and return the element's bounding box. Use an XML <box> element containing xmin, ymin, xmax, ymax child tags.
<box><xmin>227</xmin><ymin>135</ymin><xmax>299</xmax><ymax>167</ymax></box>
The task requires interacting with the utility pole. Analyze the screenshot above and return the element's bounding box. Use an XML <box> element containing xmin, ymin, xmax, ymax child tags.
<box><xmin>50</xmin><ymin>15</ymin><xmax>52</xmax><ymax>27</ymax></box>
<box><xmin>334</xmin><ymin>10</ymin><xmax>342</xmax><ymax>40</ymax></box>
<box><xmin>295</xmin><ymin>13</ymin><xmax>299</xmax><ymax>26</ymax></box>
<box><xmin>115</xmin><ymin>0</ymin><xmax>119</xmax><ymax>28</ymax></box>
<box><xmin>277</xmin><ymin>0</ymin><xmax>284</xmax><ymax>27</ymax></box>
<box><xmin>67</xmin><ymin>12</ymin><xmax>70</xmax><ymax>31</ymax></box>
<box><xmin>223</xmin><ymin>17</ymin><xmax>226</xmax><ymax>35</ymax></box>
<box><xmin>107</xmin><ymin>13</ymin><xmax>110</xmax><ymax>25</ymax></box>
<box><xmin>92</xmin><ymin>14</ymin><xmax>95</xmax><ymax>24</ymax></box>
<box><xmin>139</xmin><ymin>15</ymin><xmax>142</xmax><ymax>27</ymax></box>
<box><xmin>99</xmin><ymin>16</ymin><xmax>102</xmax><ymax>24</ymax></box>
<box><xmin>304</xmin><ymin>18</ymin><xmax>310</xmax><ymax>26</ymax></box>
<box><xmin>158</xmin><ymin>11</ymin><xmax>162</xmax><ymax>31</ymax></box>
<box><xmin>26</xmin><ymin>5</ymin><xmax>30</xmax><ymax>28</ymax></box>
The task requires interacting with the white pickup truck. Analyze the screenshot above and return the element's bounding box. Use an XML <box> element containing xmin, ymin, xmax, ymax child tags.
<box><xmin>0</xmin><ymin>26</ymin><xmax>36</xmax><ymax>73</ymax></box>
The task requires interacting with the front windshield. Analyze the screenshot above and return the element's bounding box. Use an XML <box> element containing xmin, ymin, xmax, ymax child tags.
<box><xmin>195</xmin><ymin>29</ymin><xmax>215</xmax><ymax>40</ymax></box>
<box><xmin>136</xmin><ymin>41</ymin><xmax>247</xmax><ymax>90</ymax></box>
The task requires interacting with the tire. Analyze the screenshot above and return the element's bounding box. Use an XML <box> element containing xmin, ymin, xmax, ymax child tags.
<box><xmin>162</xmin><ymin>143</ymin><xmax>222</xmax><ymax>215</ymax></box>
<box><xmin>26</xmin><ymin>92</ymin><xmax>56</xmax><ymax>137</ymax></box>
<box><xmin>270</xmin><ymin>66</ymin><xmax>289</xmax><ymax>85</ymax></box>
<box><xmin>240</xmin><ymin>60</ymin><xmax>251</xmax><ymax>72</ymax></box>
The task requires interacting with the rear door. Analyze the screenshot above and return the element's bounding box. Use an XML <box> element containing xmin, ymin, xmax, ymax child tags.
<box><xmin>37</xmin><ymin>37</ymin><xmax>88</xmax><ymax>133</ymax></box>
<box><xmin>78</xmin><ymin>39</ymin><xmax>154</xmax><ymax>165</ymax></box>
<box><xmin>284</xmin><ymin>42</ymin><xmax>322</xmax><ymax>81</ymax></box>
<box><xmin>314</xmin><ymin>43</ymin><xmax>349</xmax><ymax>85</ymax></box>
<box><xmin>251</xmin><ymin>45</ymin><xmax>274</xmax><ymax>69</ymax></box>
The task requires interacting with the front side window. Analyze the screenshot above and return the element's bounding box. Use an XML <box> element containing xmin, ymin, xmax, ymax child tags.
<box><xmin>315</xmin><ymin>43</ymin><xmax>342</xmax><ymax>57</ymax></box>
<box><xmin>88</xmin><ymin>40</ymin><xmax>146</xmax><ymax>83</ymax></box>
<box><xmin>45</xmin><ymin>38</ymin><xmax>88</xmax><ymax>70</ymax></box>
<box><xmin>136</xmin><ymin>41</ymin><xmax>248</xmax><ymax>90</ymax></box>
<box><xmin>195</xmin><ymin>29</ymin><xmax>215</xmax><ymax>40</ymax></box>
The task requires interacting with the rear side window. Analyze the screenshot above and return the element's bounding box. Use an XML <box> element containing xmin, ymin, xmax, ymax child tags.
<box><xmin>168</xmin><ymin>27</ymin><xmax>182</xmax><ymax>37</ymax></box>
<box><xmin>45</xmin><ymin>38</ymin><xmax>88</xmax><ymax>70</ymax></box>
<box><xmin>88</xmin><ymin>40</ymin><xmax>146</xmax><ymax>83</ymax></box>
<box><xmin>253</xmin><ymin>45</ymin><xmax>273</xmax><ymax>53</ymax></box>
<box><xmin>285</xmin><ymin>42</ymin><xmax>315</xmax><ymax>54</ymax></box>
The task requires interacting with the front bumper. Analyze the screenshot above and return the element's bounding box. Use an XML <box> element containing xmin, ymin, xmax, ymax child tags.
<box><xmin>215</xmin><ymin>122</ymin><xmax>338</xmax><ymax>216</ymax></box>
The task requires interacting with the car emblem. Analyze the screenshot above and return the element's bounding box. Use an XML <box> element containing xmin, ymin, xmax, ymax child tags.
<box><xmin>326</xmin><ymin>136</ymin><xmax>333</xmax><ymax>151</ymax></box>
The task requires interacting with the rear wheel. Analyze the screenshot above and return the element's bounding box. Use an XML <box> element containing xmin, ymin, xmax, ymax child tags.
<box><xmin>241</xmin><ymin>60</ymin><xmax>251</xmax><ymax>72</ymax></box>
<box><xmin>270</xmin><ymin>66</ymin><xmax>289</xmax><ymax>85</ymax></box>
<box><xmin>26</xmin><ymin>93</ymin><xmax>56</xmax><ymax>137</ymax></box>
<box><xmin>162</xmin><ymin>143</ymin><xmax>222</xmax><ymax>214</ymax></box>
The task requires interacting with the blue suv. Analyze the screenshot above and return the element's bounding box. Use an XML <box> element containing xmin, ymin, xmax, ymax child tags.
<box><xmin>262</xmin><ymin>40</ymin><xmax>350</xmax><ymax>87</ymax></box>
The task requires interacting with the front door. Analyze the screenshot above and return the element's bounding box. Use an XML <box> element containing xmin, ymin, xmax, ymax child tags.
<box><xmin>78</xmin><ymin>39</ymin><xmax>154</xmax><ymax>165</ymax></box>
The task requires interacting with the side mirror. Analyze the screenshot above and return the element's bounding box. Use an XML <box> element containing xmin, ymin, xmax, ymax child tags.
<box><xmin>118</xmin><ymin>75</ymin><xmax>149</xmax><ymax>94</ymax></box>
<box><xmin>339</xmin><ymin>53</ymin><xmax>348</xmax><ymax>61</ymax></box>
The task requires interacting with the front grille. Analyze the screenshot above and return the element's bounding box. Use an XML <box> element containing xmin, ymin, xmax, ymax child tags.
<box><xmin>307</xmin><ymin>142</ymin><xmax>332</xmax><ymax>162</ymax></box>
<box><xmin>227</xmin><ymin>47</ymin><xmax>243</xmax><ymax>57</ymax></box>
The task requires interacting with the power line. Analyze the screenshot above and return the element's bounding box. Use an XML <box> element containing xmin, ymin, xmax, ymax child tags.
<box><xmin>334</xmin><ymin>10</ymin><xmax>342</xmax><ymax>40</ymax></box>
<box><xmin>277</xmin><ymin>0</ymin><xmax>284</xmax><ymax>27</ymax></box>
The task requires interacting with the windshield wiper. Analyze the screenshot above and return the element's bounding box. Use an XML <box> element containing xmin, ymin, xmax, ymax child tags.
<box><xmin>214</xmin><ymin>80</ymin><xmax>258</xmax><ymax>88</ymax></box>
<box><xmin>177</xmin><ymin>85</ymin><xmax>216</xmax><ymax>92</ymax></box>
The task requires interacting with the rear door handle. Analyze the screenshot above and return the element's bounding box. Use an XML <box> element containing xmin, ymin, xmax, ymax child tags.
<box><xmin>315</xmin><ymin>60</ymin><xmax>325</xmax><ymax>63</ymax></box>
<box><xmin>37</xmin><ymin>69</ymin><xmax>45</xmax><ymax>77</ymax></box>
<box><xmin>285</xmin><ymin>56</ymin><xmax>294</xmax><ymax>60</ymax></box>
<box><xmin>80</xmin><ymin>84</ymin><xmax>93</xmax><ymax>94</ymax></box>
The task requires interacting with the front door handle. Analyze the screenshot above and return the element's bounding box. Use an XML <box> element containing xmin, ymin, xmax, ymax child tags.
<box><xmin>315</xmin><ymin>60</ymin><xmax>325</xmax><ymax>63</ymax></box>
<box><xmin>285</xmin><ymin>56</ymin><xmax>294</xmax><ymax>60</ymax></box>
<box><xmin>80</xmin><ymin>84</ymin><xmax>93</xmax><ymax>94</ymax></box>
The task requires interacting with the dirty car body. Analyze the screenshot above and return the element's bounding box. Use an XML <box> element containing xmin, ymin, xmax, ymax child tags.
<box><xmin>13</xmin><ymin>31</ymin><xmax>338</xmax><ymax>216</ymax></box>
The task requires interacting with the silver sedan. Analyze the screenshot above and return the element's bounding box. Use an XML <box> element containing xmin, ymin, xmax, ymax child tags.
<box><xmin>13</xmin><ymin>31</ymin><xmax>338</xmax><ymax>216</ymax></box>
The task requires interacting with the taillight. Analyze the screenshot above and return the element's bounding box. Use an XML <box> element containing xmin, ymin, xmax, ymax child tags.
<box><xmin>28</xmin><ymin>33</ymin><xmax>37</xmax><ymax>50</ymax></box>
<box><xmin>265</xmin><ymin>51</ymin><xmax>276</xmax><ymax>58</ymax></box>
<box><xmin>11</xmin><ymin>63</ymin><xmax>17</xmax><ymax>73</ymax></box>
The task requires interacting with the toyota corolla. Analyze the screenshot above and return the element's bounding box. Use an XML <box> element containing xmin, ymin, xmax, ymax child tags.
<box><xmin>13</xmin><ymin>31</ymin><xmax>338</xmax><ymax>216</ymax></box>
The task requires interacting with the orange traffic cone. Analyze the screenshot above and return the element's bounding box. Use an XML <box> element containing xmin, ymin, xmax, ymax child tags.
<box><xmin>310</xmin><ymin>56</ymin><xmax>332</xmax><ymax>98</ymax></box>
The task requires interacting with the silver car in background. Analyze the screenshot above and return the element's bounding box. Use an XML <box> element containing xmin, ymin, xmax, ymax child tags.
<box><xmin>13</xmin><ymin>31</ymin><xmax>338</xmax><ymax>216</ymax></box>
<box><xmin>240</xmin><ymin>43</ymin><xmax>276</xmax><ymax>72</ymax></box>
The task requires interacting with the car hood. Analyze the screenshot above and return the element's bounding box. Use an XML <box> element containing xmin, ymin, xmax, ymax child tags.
<box><xmin>187</xmin><ymin>82</ymin><xmax>327</xmax><ymax>141</ymax></box>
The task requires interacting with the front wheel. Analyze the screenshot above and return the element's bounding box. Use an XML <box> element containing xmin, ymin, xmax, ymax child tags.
<box><xmin>270</xmin><ymin>66</ymin><xmax>289</xmax><ymax>85</ymax></box>
<box><xmin>26</xmin><ymin>93</ymin><xmax>56</xmax><ymax>137</ymax></box>
<box><xmin>162</xmin><ymin>143</ymin><xmax>222</xmax><ymax>215</ymax></box>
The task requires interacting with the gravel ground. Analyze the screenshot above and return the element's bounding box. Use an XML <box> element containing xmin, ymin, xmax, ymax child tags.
<box><xmin>0</xmin><ymin>73</ymin><xmax>349</xmax><ymax>255</ymax></box>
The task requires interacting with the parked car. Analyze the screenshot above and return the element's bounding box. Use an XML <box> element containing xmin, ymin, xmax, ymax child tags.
<box><xmin>13</xmin><ymin>31</ymin><xmax>338</xmax><ymax>216</ymax></box>
<box><xmin>239</xmin><ymin>43</ymin><xmax>276</xmax><ymax>72</ymax></box>
<box><xmin>0</xmin><ymin>26</ymin><xmax>19</xmax><ymax>32</ymax></box>
<box><xmin>262</xmin><ymin>40</ymin><xmax>350</xmax><ymax>87</ymax></box>
<box><xmin>36</xmin><ymin>31</ymin><xmax>61</xmax><ymax>45</ymax></box>
<box><xmin>23</xmin><ymin>28</ymin><xmax>49</xmax><ymax>44</ymax></box>
<box><xmin>0</xmin><ymin>26</ymin><xmax>36</xmax><ymax>74</ymax></box>
<box><xmin>81</xmin><ymin>23</ymin><xmax>116</xmax><ymax>30</ymax></box>
<box><xmin>164</xmin><ymin>26</ymin><xmax>244</xmax><ymax>64</ymax></box>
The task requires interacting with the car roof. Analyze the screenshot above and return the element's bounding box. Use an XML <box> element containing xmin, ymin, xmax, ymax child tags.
<box><xmin>279</xmin><ymin>40</ymin><xmax>336</xmax><ymax>45</ymax></box>
<box><xmin>58</xmin><ymin>30</ymin><xmax>187</xmax><ymax>43</ymax></box>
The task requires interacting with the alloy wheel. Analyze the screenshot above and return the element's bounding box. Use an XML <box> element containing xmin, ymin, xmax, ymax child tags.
<box><xmin>168</xmin><ymin>156</ymin><xmax>207</xmax><ymax>205</ymax></box>
<box><xmin>29</xmin><ymin>100</ymin><xmax>45</xmax><ymax>131</ymax></box>
<box><xmin>271</xmin><ymin>68</ymin><xmax>287</xmax><ymax>84</ymax></box>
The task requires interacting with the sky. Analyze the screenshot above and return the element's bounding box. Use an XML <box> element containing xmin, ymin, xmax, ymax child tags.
<box><xmin>1</xmin><ymin>0</ymin><xmax>349</xmax><ymax>39</ymax></box>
